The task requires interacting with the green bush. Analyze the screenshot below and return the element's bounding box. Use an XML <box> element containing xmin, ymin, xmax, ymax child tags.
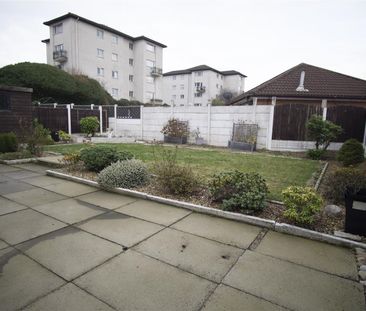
<box><xmin>0</xmin><ymin>150</ymin><xmax>32</xmax><ymax>160</ymax></box>
<box><xmin>323</xmin><ymin>167</ymin><xmax>366</xmax><ymax>203</ymax></box>
<box><xmin>26</xmin><ymin>119</ymin><xmax>53</xmax><ymax>156</ymax></box>
<box><xmin>337</xmin><ymin>139</ymin><xmax>365</xmax><ymax>166</ymax></box>
<box><xmin>80</xmin><ymin>145</ymin><xmax>133</xmax><ymax>172</ymax></box>
<box><xmin>0</xmin><ymin>132</ymin><xmax>18</xmax><ymax>153</ymax></box>
<box><xmin>282</xmin><ymin>186</ymin><xmax>323</xmax><ymax>224</ymax></box>
<box><xmin>59</xmin><ymin>130</ymin><xmax>71</xmax><ymax>142</ymax></box>
<box><xmin>98</xmin><ymin>159</ymin><xmax>149</xmax><ymax>189</ymax></box>
<box><xmin>153</xmin><ymin>146</ymin><xmax>200</xmax><ymax>195</ymax></box>
<box><xmin>208</xmin><ymin>170</ymin><xmax>269</xmax><ymax>213</ymax></box>
<box><xmin>80</xmin><ymin>117</ymin><xmax>100</xmax><ymax>137</ymax></box>
<box><xmin>0</xmin><ymin>62</ymin><xmax>113</xmax><ymax>105</ymax></box>
<box><xmin>307</xmin><ymin>149</ymin><xmax>325</xmax><ymax>160</ymax></box>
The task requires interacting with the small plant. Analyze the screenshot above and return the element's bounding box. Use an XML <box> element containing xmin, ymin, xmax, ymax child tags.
<box><xmin>26</xmin><ymin>119</ymin><xmax>54</xmax><ymax>156</ymax></box>
<box><xmin>80</xmin><ymin>145</ymin><xmax>133</xmax><ymax>172</ymax></box>
<box><xmin>0</xmin><ymin>150</ymin><xmax>32</xmax><ymax>160</ymax></box>
<box><xmin>337</xmin><ymin>138</ymin><xmax>365</xmax><ymax>166</ymax></box>
<box><xmin>0</xmin><ymin>132</ymin><xmax>18</xmax><ymax>153</ymax></box>
<box><xmin>98</xmin><ymin>159</ymin><xmax>149</xmax><ymax>189</ymax></box>
<box><xmin>282</xmin><ymin>186</ymin><xmax>323</xmax><ymax>224</ymax></box>
<box><xmin>209</xmin><ymin>170</ymin><xmax>269</xmax><ymax>213</ymax></box>
<box><xmin>80</xmin><ymin>116</ymin><xmax>100</xmax><ymax>137</ymax></box>
<box><xmin>306</xmin><ymin>115</ymin><xmax>342</xmax><ymax>151</ymax></box>
<box><xmin>161</xmin><ymin>118</ymin><xmax>189</xmax><ymax>138</ymax></box>
<box><xmin>307</xmin><ymin>149</ymin><xmax>325</xmax><ymax>160</ymax></box>
<box><xmin>191</xmin><ymin>127</ymin><xmax>201</xmax><ymax>139</ymax></box>
<box><xmin>152</xmin><ymin>145</ymin><xmax>200</xmax><ymax>195</ymax></box>
<box><xmin>59</xmin><ymin>130</ymin><xmax>71</xmax><ymax>143</ymax></box>
<box><xmin>323</xmin><ymin>167</ymin><xmax>366</xmax><ymax>203</ymax></box>
<box><xmin>61</xmin><ymin>151</ymin><xmax>82</xmax><ymax>170</ymax></box>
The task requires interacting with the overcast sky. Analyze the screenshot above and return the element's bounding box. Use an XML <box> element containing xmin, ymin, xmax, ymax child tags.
<box><xmin>0</xmin><ymin>0</ymin><xmax>365</xmax><ymax>89</ymax></box>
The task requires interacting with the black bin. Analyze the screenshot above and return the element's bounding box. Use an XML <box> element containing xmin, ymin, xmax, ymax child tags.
<box><xmin>345</xmin><ymin>189</ymin><xmax>366</xmax><ymax>236</ymax></box>
<box><xmin>51</xmin><ymin>131</ymin><xmax>60</xmax><ymax>142</ymax></box>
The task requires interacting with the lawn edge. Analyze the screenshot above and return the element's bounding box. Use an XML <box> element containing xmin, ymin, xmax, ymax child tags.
<box><xmin>46</xmin><ymin>169</ymin><xmax>366</xmax><ymax>250</ymax></box>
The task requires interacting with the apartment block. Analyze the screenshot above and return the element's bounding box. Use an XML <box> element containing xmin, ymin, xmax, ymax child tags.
<box><xmin>42</xmin><ymin>13</ymin><xmax>166</xmax><ymax>103</ymax></box>
<box><xmin>163</xmin><ymin>65</ymin><xmax>246</xmax><ymax>106</ymax></box>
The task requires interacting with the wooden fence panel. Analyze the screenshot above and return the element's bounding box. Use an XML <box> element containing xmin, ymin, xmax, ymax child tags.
<box><xmin>327</xmin><ymin>105</ymin><xmax>366</xmax><ymax>142</ymax></box>
<box><xmin>272</xmin><ymin>102</ymin><xmax>322</xmax><ymax>141</ymax></box>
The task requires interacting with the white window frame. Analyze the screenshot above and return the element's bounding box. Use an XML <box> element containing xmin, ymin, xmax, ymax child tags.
<box><xmin>180</xmin><ymin>84</ymin><xmax>184</xmax><ymax>90</ymax></box>
<box><xmin>129</xmin><ymin>75</ymin><xmax>134</xmax><ymax>82</ymax></box>
<box><xmin>54</xmin><ymin>44</ymin><xmax>64</xmax><ymax>51</ymax></box>
<box><xmin>180</xmin><ymin>75</ymin><xmax>185</xmax><ymax>80</ymax></box>
<box><xmin>129</xmin><ymin>42</ymin><xmax>133</xmax><ymax>50</ymax></box>
<box><xmin>112</xmin><ymin>35</ymin><xmax>118</xmax><ymax>44</ymax></box>
<box><xmin>146</xmin><ymin>91</ymin><xmax>155</xmax><ymax>100</ymax></box>
<box><xmin>172</xmin><ymin>76</ymin><xmax>176</xmax><ymax>80</ymax></box>
<box><xmin>146</xmin><ymin>76</ymin><xmax>154</xmax><ymax>84</ymax></box>
<box><xmin>97</xmin><ymin>29</ymin><xmax>104</xmax><ymax>39</ymax></box>
<box><xmin>180</xmin><ymin>94</ymin><xmax>184</xmax><ymax>99</ymax></box>
<box><xmin>97</xmin><ymin>48</ymin><xmax>104</xmax><ymax>58</ymax></box>
<box><xmin>112</xmin><ymin>71</ymin><xmax>118</xmax><ymax>79</ymax></box>
<box><xmin>97</xmin><ymin>67</ymin><xmax>104</xmax><ymax>76</ymax></box>
<box><xmin>112</xmin><ymin>88</ymin><xmax>119</xmax><ymax>97</ymax></box>
<box><xmin>129</xmin><ymin>91</ymin><xmax>134</xmax><ymax>98</ymax></box>
<box><xmin>194</xmin><ymin>72</ymin><xmax>203</xmax><ymax>77</ymax></box>
<box><xmin>172</xmin><ymin>85</ymin><xmax>177</xmax><ymax>90</ymax></box>
<box><xmin>129</xmin><ymin>58</ymin><xmax>134</xmax><ymax>66</ymax></box>
<box><xmin>146</xmin><ymin>43</ymin><xmax>155</xmax><ymax>53</ymax></box>
<box><xmin>112</xmin><ymin>53</ymin><xmax>118</xmax><ymax>61</ymax></box>
<box><xmin>146</xmin><ymin>60</ymin><xmax>155</xmax><ymax>68</ymax></box>
<box><xmin>53</xmin><ymin>23</ymin><xmax>63</xmax><ymax>34</ymax></box>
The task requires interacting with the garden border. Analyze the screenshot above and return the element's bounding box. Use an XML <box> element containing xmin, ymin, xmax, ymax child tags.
<box><xmin>46</xmin><ymin>169</ymin><xmax>366</xmax><ymax>250</ymax></box>
<box><xmin>0</xmin><ymin>158</ymin><xmax>37</xmax><ymax>165</ymax></box>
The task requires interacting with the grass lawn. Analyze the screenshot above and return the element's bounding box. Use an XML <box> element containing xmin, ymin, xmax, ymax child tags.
<box><xmin>45</xmin><ymin>143</ymin><xmax>322</xmax><ymax>201</ymax></box>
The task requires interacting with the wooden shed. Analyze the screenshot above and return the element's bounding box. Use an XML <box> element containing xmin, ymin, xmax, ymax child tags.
<box><xmin>0</xmin><ymin>85</ymin><xmax>33</xmax><ymax>134</ymax></box>
<box><xmin>230</xmin><ymin>63</ymin><xmax>366</xmax><ymax>151</ymax></box>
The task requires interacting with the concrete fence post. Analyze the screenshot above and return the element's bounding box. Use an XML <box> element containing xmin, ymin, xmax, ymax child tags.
<box><xmin>53</xmin><ymin>103</ymin><xmax>57</xmax><ymax>108</ymax></box>
<box><xmin>70</xmin><ymin>103</ymin><xmax>74</xmax><ymax>109</ymax></box>
<box><xmin>207</xmin><ymin>104</ymin><xmax>211</xmax><ymax>145</ymax></box>
<box><xmin>67</xmin><ymin>104</ymin><xmax>72</xmax><ymax>135</ymax></box>
<box><xmin>140</xmin><ymin>105</ymin><xmax>144</xmax><ymax>140</ymax></box>
<box><xmin>114</xmin><ymin>104</ymin><xmax>117</xmax><ymax>135</ymax></box>
<box><xmin>266</xmin><ymin>97</ymin><xmax>276</xmax><ymax>150</ymax></box>
<box><xmin>90</xmin><ymin>104</ymin><xmax>94</xmax><ymax>110</ymax></box>
<box><xmin>99</xmin><ymin>106</ymin><xmax>103</xmax><ymax>134</ymax></box>
<box><xmin>321</xmin><ymin>99</ymin><xmax>327</xmax><ymax>121</ymax></box>
<box><xmin>252</xmin><ymin>97</ymin><xmax>257</xmax><ymax>123</ymax></box>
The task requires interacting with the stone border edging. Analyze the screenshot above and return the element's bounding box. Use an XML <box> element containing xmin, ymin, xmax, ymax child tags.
<box><xmin>46</xmin><ymin>169</ymin><xmax>366</xmax><ymax>250</ymax></box>
<box><xmin>0</xmin><ymin>158</ymin><xmax>37</xmax><ymax>165</ymax></box>
<box><xmin>314</xmin><ymin>161</ymin><xmax>329</xmax><ymax>191</ymax></box>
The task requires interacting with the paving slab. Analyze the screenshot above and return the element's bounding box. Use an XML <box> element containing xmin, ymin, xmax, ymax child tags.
<box><xmin>135</xmin><ymin>228</ymin><xmax>242</xmax><ymax>282</ymax></box>
<box><xmin>22</xmin><ymin>175</ymin><xmax>65</xmax><ymax>187</ymax></box>
<box><xmin>256</xmin><ymin>230</ymin><xmax>358</xmax><ymax>280</ymax></box>
<box><xmin>0</xmin><ymin>247</ymin><xmax>65</xmax><ymax>311</ymax></box>
<box><xmin>13</xmin><ymin>163</ymin><xmax>50</xmax><ymax>173</ymax></box>
<box><xmin>0</xmin><ymin>196</ymin><xmax>28</xmax><ymax>215</ymax></box>
<box><xmin>0</xmin><ymin>209</ymin><xmax>67</xmax><ymax>245</ymax></box>
<box><xmin>0</xmin><ymin>164</ymin><xmax>21</xmax><ymax>173</ymax></box>
<box><xmin>37</xmin><ymin>155</ymin><xmax>64</xmax><ymax>166</ymax></box>
<box><xmin>201</xmin><ymin>284</ymin><xmax>286</xmax><ymax>311</ymax></box>
<box><xmin>41</xmin><ymin>180</ymin><xmax>98</xmax><ymax>197</ymax></box>
<box><xmin>4</xmin><ymin>188</ymin><xmax>66</xmax><ymax>207</ymax></box>
<box><xmin>75</xmin><ymin>250</ymin><xmax>216</xmax><ymax>311</ymax></box>
<box><xmin>0</xmin><ymin>179</ymin><xmax>36</xmax><ymax>195</ymax></box>
<box><xmin>0</xmin><ymin>174</ymin><xmax>9</xmax><ymax>182</ymax></box>
<box><xmin>172</xmin><ymin>212</ymin><xmax>262</xmax><ymax>248</ymax></box>
<box><xmin>23</xmin><ymin>283</ymin><xmax>115</xmax><ymax>311</ymax></box>
<box><xmin>223</xmin><ymin>250</ymin><xmax>365</xmax><ymax>311</ymax></box>
<box><xmin>116</xmin><ymin>199</ymin><xmax>191</xmax><ymax>226</ymax></box>
<box><xmin>0</xmin><ymin>239</ymin><xmax>8</xmax><ymax>250</ymax></box>
<box><xmin>77</xmin><ymin>191</ymin><xmax>137</xmax><ymax>210</ymax></box>
<box><xmin>78</xmin><ymin>211</ymin><xmax>163</xmax><ymax>247</ymax></box>
<box><xmin>4</xmin><ymin>169</ymin><xmax>42</xmax><ymax>180</ymax></box>
<box><xmin>32</xmin><ymin>198</ymin><xmax>107</xmax><ymax>224</ymax></box>
<box><xmin>17</xmin><ymin>227</ymin><xmax>122</xmax><ymax>280</ymax></box>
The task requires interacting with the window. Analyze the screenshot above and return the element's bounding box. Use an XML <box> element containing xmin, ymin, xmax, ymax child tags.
<box><xmin>97</xmin><ymin>67</ymin><xmax>104</xmax><ymax>76</ymax></box>
<box><xmin>180</xmin><ymin>84</ymin><xmax>184</xmax><ymax>90</ymax></box>
<box><xmin>172</xmin><ymin>95</ymin><xmax>176</xmax><ymax>99</ymax></box>
<box><xmin>0</xmin><ymin>93</ymin><xmax>10</xmax><ymax>110</ymax></box>
<box><xmin>97</xmin><ymin>29</ymin><xmax>104</xmax><ymax>39</ymax></box>
<box><xmin>216</xmin><ymin>73</ymin><xmax>219</xmax><ymax>78</ymax></box>
<box><xmin>216</xmin><ymin>84</ymin><xmax>219</xmax><ymax>89</ymax></box>
<box><xmin>129</xmin><ymin>42</ymin><xmax>133</xmax><ymax>50</ymax></box>
<box><xmin>97</xmin><ymin>48</ymin><xmax>104</xmax><ymax>58</ymax></box>
<box><xmin>195</xmin><ymin>82</ymin><xmax>203</xmax><ymax>88</ymax></box>
<box><xmin>146</xmin><ymin>92</ymin><xmax>155</xmax><ymax>100</ymax></box>
<box><xmin>194</xmin><ymin>93</ymin><xmax>202</xmax><ymax>97</ymax></box>
<box><xmin>146</xmin><ymin>60</ymin><xmax>155</xmax><ymax>68</ymax></box>
<box><xmin>194</xmin><ymin>72</ymin><xmax>203</xmax><ymax>77</ymax></box>
<box><xmin>194</xmin><ymin>103</ymin><xmax>202</xmax><ymax>106</ymax></box>
<box><xmin>53</xmin><ymin>23</ymin><xmax>63</xmax><ymax>34</ymax></box>
<box><xmin>54</xmin><ymin>44</ymin><xmax>64</xmax><ymax>51</ymax></box>
<box><xmin>112</xmin><ymin>88</ymin><xmax>119</xmax><ymax>97</ymax></box>
<box><xmin>112</xmin><ymin>53</ymin><xmax>118</xmax><ymax>61</ymax></box>
<box><xmin>112</xmin><ymin>35</ymin><xmax>118</xmax><ymax>44</ymax></box>
<box><xmin>129</xmin><ymin>75</ymin><xmax>134</xmax><ymax>82</ymax></box>
<box><xmin>172</xmin><ymin>85</ymin><xmax>176</xmax><ymax>90</ymax></box>
<box><xmin>180</xmin><ymin>95</ymin><xmax>184</xmax><ymax>99</ymax></box>
<box><xmin>129</xmin><ymin>58</ymin><xmax>134</xmax><ymax>66</ymax></box>
<box><xmin>146</xmin><ymin>43</ymin><xmax>155</xmax><ymax>53</ymax></box>
<box><xmin>180</xmin><ymin>75</ymin><xmax>185</xmax><ymax>80</ymax></box>
<box><xmin>112</xmin><ymin>71</ymin><xmax>118</xmax><ymax>79</ymax></box>
<box><xmin>129</xmin><ymin>91</ymin><xmax>134</xmax><ymax>98</ymax></box>
<box><xmin>146</xmin><ymin>76</ymin><xmax>154</xmax><ymax>84</ymax></box>
<box><xmin>172</xmin><ymin>76</ymin><xmax>176</xmax><ymax>80</ymax></box>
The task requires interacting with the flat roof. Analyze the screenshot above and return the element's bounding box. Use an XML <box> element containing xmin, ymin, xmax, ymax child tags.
<box><xmin>164</xmin><ymin>65</ymin><xmax>247</xmax><ymax>77</ymax></box>
<box><xmin>43</xmin><ymin>12</ymin><xmax>167</xmax><ymax>48</ymax></box>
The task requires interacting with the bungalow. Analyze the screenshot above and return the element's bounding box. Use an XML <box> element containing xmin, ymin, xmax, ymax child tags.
<box><xmin>230</xmin><ymin>63</ymin><xmax>366</xmax><ymax>151</ymax></box>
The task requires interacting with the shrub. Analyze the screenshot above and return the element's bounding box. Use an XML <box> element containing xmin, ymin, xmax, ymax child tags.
<box><xmin>208</xmin><ymin>170</ymin><xmax>269</xmax><ymax>213</ymax></box>
<box><xmin>61</xmin><ymin>151</ymin><xmax>82</xmax><ymax>170</ymax></box>
<box><xmin>0</xmin><ymin>150</ymin><xmax>32</xmax><ymax>160</ymax></box>
<box><xmin>337</xmin><ymin>139</ymin><xmax>365</xmax><ymax>166</ymax></box>
<box><xmin>307</xmin><ymin>149</ymin><xmax>325</xmax><ymax>160</ymax></box>
<box><xmin>59</xmin><ymin>130</ymin><xmax>71</xmax><ymax>142</ymax></box>
<box><xmin>306</xmin><ymin>115</ymin><xmax>342</xmax><ymax>151</ymax></box>
<box><xmin>161</xmin><ymin>118</ymin><xmax>189</xmax><ymax>137</ymax></box>
<box><xmin>282</xmin><ymin>186</ymin><xmax>323</xmax><ymax>224</ymax></box>
<box><xmin>152</xmin><ymin>146</ymin><xmax>200</xmax><ymax>195</ymax></box>
<box><xmin>323</xmin><ymin>167</ymin><xmax>366</xmax><ymax>203</ymax></box>
<box><xmin>26</xmin><ymin>119</ymin><xmax>53</xmax><ymax>156</ymax></box>
<box><xmin>98</xmin><ymin>159</ymin><xmax>149</xmax><ymax>189</ymax></box>
<box><xmin>80</xmin><ymin>116</ymin><xmax>100</xmax><ymax>137</ymax></box>
<box><xmin>0</xmin><ymin>132</ymin><xmax>18</xmax><ymax>153</ymax></box>
<box><xmin>80</xmin><ymin>145</ymin><xmax>133</xmax><ymax>172</ymax></box>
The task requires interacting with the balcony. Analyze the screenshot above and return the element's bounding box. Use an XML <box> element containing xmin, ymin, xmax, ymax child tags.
<box><xmin>196</xmin><ymin>86</ymin><xmax>206</xmax><ymax>93</ymax></box>
<box><xmin>53</xmin><ymin>50</ymin><xmax>67</xmax><ymax>63</ymax></box>
<box><xmin>150</xmin><ymin>67</ymin><xmax>162</xmax><ymax>77</ymax></box>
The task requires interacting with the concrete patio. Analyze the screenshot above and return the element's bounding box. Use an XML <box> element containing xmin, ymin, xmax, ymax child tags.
<box><xmin>0</xmin><ymin>162</ymin><xmax>364</xmax><ymax>311</ymax></box>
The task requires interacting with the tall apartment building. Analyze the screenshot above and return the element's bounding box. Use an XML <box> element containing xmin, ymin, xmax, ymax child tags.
<box><xmin>42</xmin><ymin>13</ymin><xmax>166</xmax><ymax>103</ymax></box>
<box><xmin>163</xmin><ymin>65</ymin><xmax>246</xmax><ymax>106</ymax></box>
